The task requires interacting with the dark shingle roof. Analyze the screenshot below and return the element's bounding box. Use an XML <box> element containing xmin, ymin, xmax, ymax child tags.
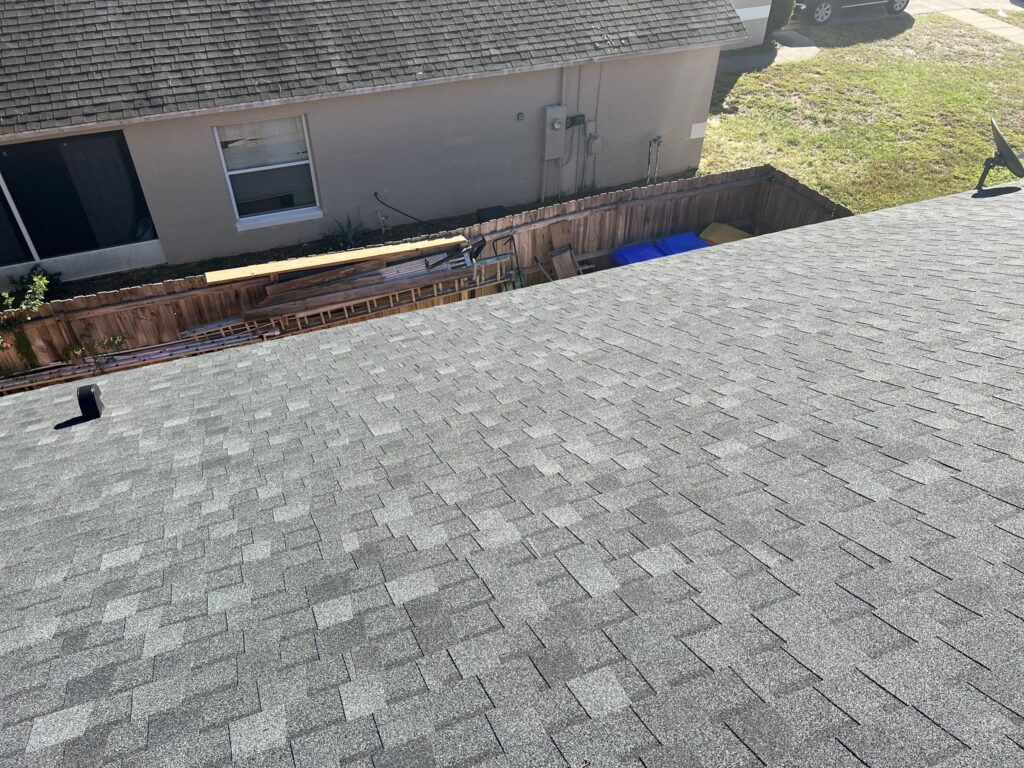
<box><xmin>2</xmin><ymin>186</ymin><xmax>1024</xmax><ymax>766</ymax></box>
<box><xmin>0</xmin><ymin>0</ymin><xmax>745</xmax><ymax>138</ymax></box>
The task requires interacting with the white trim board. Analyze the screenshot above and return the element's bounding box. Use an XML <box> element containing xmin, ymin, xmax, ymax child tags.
<box><xmin>736</xmin><ymin>4</ymin><xmax>772</xmax><ymax>21</ymax></box>
<box><xmin>0</xmin><ymin>239</ymin><xmax>166</xmax><ymax>284</ymax></box>
<box><xmin>235</xmin><ymin>207</ymin><xmax>324</xmax><ymax>232</ymax></box>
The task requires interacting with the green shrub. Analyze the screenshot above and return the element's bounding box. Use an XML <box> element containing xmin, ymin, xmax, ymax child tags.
<box><xmin>0</xmin><ymin>268</ymin><xmax>50</xmax><ymax>368</ymax></box>
<box><xmin>767</xmin><ymin>0</ymin><xmax>796</xmax><ymax>34</ymax></box>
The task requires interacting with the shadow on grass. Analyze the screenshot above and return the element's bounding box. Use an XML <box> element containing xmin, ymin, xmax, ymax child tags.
<box><xmin>795</xmin><ymin>10</ymin><xmax>915</xmax><ymax>48</ymax></box>
<box><xmin>710</xmin><ymin>70</ymin><xmax>745</xmax><ymax>116</ymax></box>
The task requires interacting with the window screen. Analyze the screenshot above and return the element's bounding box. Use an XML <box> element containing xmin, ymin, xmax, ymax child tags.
<box><xmin>216</xmin><ymin>117</ymin><xmax>318</xmax><ymax>218</ymax></box>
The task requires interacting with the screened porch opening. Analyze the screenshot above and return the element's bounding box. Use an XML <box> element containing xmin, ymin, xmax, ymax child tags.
<box><xmin>0</xmin><ymin>131</ymin><xmax>156</xmax><ymax>262</ymax></box>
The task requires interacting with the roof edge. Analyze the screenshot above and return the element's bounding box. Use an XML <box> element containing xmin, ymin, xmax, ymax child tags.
<box><xmin>0</xmin><ymin>37</ymin><xmax>741</xmax><ymax>144</ymax></box>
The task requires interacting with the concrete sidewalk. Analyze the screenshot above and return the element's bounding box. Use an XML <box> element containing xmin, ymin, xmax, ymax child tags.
<box><xmin>942</xmin><ymin>6</ymin><xmax>1024</xmax><ymax>43</ymax></box>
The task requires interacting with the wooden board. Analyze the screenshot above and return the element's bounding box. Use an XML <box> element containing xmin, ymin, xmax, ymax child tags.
<box><xmin>551</xmin><ymin>248</ymin><xmax>579</xmax><ymax>280</ymax></box>
<box><xmin>546</xmin><ymin>222</ymin><xmax>578</xmax><ymax>280</ymax></box>
<box><xmin>245</xmin><ymin>268</ymin><xmax>477</xmax><ymax>321</ymax></box>
<box><xmin>549</xmin><ymin>221</ymin><xmax>572</xmax><ymax>251</ymax></box>
<box><xmin>204</xmin><ymin>236</ymin><xmax>468</xmax><ymax>284</ymax></box>
<box><xmin>700</xmin><ymin>222</ymin><xmax>750</xmax><ymax>245</ymax></box>
<box><xmin>263</xmin><ymin>260</ymin><xmax>381</xmax><ymax>296</ymax></box>
<box><xmin>258</xmin><ymin>265</ymin><xmax>391</xmax><ymax>307</ymax></box>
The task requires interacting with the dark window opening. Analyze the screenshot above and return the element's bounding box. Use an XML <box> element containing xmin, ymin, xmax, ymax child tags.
<box><xmin>230</xmin><ymin>164</ymin><xmax>316</xmax><ymax>216</ymax></box>
<box><xmin>0</xmin><ymin>131</ymin><xmax>156</xmax><ymax>259</ymax></box>
<box><xmin>0</xmin><ymin>193</ymin><xmax>33</xmax><ymax>267</ymax></box>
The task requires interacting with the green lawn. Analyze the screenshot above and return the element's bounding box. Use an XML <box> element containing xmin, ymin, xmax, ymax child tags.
<box><xmin>977</xmin><ymin>8</ymin><xmax>1024</xmax><ymax>29</ymax></box>
<box><xmin>702</xmin><ymin>14</ymin><xmax>1024</xmax><ymax>212</ymax></box>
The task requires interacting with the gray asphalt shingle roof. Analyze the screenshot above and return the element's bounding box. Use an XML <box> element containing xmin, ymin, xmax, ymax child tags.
<box><xmin>0</xmin><ymin>0</ymin><xmax>745</xmax><ymax>139</ymax></box>
<box><xmin>3</xmin><ymin>187</ymin><xmax>1024</xmax><ymax>767</ymax></box>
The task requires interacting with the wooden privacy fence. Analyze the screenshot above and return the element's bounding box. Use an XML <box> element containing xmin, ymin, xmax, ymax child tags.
<box><xmin>0</xmin><ymin>276</ymin><xmax>271</xmax><ymax>374</ymax></box>
<box><xmin>462</xmin><ymin>165</ymin><xmax>849</xmax><ymax>270</ymax></box>
<box><xmin>0</xmin><ymin>165</ymin><xmax>850</xmax><ymax>387</ymax></box>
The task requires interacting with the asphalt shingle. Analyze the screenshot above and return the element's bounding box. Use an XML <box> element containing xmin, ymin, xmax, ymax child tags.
<box><xmin>0</xmin><ymin>0</ymin><xmax>745</xmax><ymax>138</ymax></box>
<box><xmin>1</xmin><ymin>187</ymin><xmax>1024</xmax><ymax>766</ymax></box>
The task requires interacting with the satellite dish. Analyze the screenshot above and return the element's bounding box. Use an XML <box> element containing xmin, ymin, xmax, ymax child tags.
<box><xmin>976</xmin><ymin>118</ymin><xmax>1024</xmax><ymax>190</ymax></box>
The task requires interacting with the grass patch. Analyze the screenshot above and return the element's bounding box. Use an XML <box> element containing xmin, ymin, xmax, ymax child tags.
<box><xmin>977</xmin><ymin>8</ymin><xmax>1024</xmax><ymax>29</ymax></box>
<box><xmin>702</xmin><ymin>14</ymin><xmax>1024</xmax><ymax>212</ymax></box>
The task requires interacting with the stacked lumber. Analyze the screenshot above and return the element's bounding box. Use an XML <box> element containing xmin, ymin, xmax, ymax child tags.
<box><xmin>184</xmin><ymin>237</ymin><xmax>513</xmax><ymax>342</ymax></box>
<box><xmin>249</xmin><ymin>267</ymin><xmax>475</xmax><ymax>321</ymax></box>
<box><xmin>203</xmin><ymin>236</ymin><xmax>470</xmax><ymax>284</ymax></box>
<box><xmin>1</xmin><ymin>238</ymin><xmax>498</xmax><ymax>395</ymax></box>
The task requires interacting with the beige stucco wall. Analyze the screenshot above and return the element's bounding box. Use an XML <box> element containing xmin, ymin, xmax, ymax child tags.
<box><xmin>559</xmin><ymin>49</ymin><xmax>721</xmax><ymax>194</ymax></box>
<box><xmin>117</xmin><ymin>46</ymin><xmax>720</xmax><ymax>265</ymax></box>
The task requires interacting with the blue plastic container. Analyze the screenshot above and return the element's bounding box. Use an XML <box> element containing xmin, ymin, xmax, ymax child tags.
<box><xmin>611</xmin><ymin>242</ymin><xmax>666</xmax><ymax>266</ymax></box>
<box><xmin>656</xmin><ymin>232</ymin><xmax>709</xmax><ymax>256</ymax></box>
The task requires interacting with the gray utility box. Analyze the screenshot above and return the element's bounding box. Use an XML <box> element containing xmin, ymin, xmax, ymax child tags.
<box><xmin>543</xmin><ymin>104</ymin><xmax>567</xmax><ymax>161</ymax></box>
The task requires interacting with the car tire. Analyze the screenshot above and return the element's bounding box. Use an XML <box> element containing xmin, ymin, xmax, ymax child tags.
<box><xmin>809</xmin><ymin>1</ymin><xmax>834</xmax><ymax>23</ymax></box>
<box><xmin>886</xmin><ymin>0</ymin><xmax>909</xmax><ymax>13</ymax></box>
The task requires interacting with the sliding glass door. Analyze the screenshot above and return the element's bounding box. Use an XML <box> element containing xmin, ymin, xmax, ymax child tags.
<box><xmin>0</xmin><ymin>131</ymin><xmax>156</xmax><ymax>261</ymax></box>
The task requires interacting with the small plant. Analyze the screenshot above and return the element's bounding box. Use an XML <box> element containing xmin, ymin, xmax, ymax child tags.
<box><xmin>324</xmin><ymin>215</ymin><xmax>364</xmax><ymax>251</ymax></box>
<box><xmin>17</xmin><ymin>266</ymin><xmax>60</xmax><ymax>296</ymax></box>
<box><xmin>0</xmin><ymin>267</ymin><xmax>51</xmax><ymax>368</ymax></box>
<box><xmin>62</xmin><ymin>327</ymin><xmax>127</xmax><ymax>374</ymax></box>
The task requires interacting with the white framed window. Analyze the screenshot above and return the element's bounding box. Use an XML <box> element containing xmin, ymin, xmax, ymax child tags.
<box><xmin>214</xmin><ymin>115</ymin><xmax>322</xmax><ymax>231</ymax></box>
